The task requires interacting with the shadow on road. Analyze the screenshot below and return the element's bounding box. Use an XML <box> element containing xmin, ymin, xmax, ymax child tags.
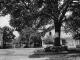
<box><xmin>29</xmin><ymin>48</ymin><xmax>80</xmax><ymax>60</ymax></box>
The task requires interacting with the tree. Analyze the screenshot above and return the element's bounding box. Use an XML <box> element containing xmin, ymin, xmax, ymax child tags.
<box><xmin>2</xmin><ymin>26</ymin><xmax>15</xmax><ymax>48</ymax></box>
<box><xmin>1</xmin><ymin>0</ymin><xmax>80</xmax><ymax>46</ymax></box>
<box><xmin>20</xmin><ymin>25</ymin><xmax>42</xmax><ymax>47</ymax></box>
<box><xmin>20</xmin><ymin>26</ymin><xmax>36</xmax><ymax>47</ymax></box>
<box><xmin>64</xmin><ymin>0</ymin><xmax>80</xmax><ymax>38</ymax></box>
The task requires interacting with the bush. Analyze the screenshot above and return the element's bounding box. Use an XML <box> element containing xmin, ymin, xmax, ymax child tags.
<box><xmin>45</xmin><ymin>45</ymin><xmax>68</xmax><ymax>52</ymax></box>
<box><xmin>43</xmin><ymin>35</ymin><xmax>54</xmax><ymax>44</ymax></box>
<box><xmin>76</xmin><ymin>45</ymin><xmax>80</xmax><ymax>48</ymax></box>
<box><xmin>44</xmin><ymin>46</ymin><xmax>53</xmax><ymax>52</ymax></box>
<box><xmin>29</xmin><ymin>34</ymin><xmax>42</xmax><ymax>47</ymax></box>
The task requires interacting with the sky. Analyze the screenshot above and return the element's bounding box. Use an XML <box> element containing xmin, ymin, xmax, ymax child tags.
<box><xmin>13</xmin><ymin>31</ymin><xmax>20</xmax><ymax>38</ymax></box>
<box><xmin>0</xmin><ymin>14</ymin><xmax>12</xmax><ymax>28</ymax></box>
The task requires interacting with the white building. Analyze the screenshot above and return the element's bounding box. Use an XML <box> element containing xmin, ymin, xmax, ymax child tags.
<box><xmin>41</xmin><ymin>29</ymin><xmax>80</xmax><ymax>48</ymax></box>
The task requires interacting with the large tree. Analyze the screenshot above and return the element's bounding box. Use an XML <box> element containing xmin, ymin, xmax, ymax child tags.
<box><xmin>2</xmin><ymin>26</ymin><xmax>15</xmax><ymax>48</ymax></box>
<box><xmin>20</xmin><ymin>26</ymin><xmax>35</xmax><ymax>45</ymax></box>
<box><xmin>0</xmin><ymin>0</ymin><xmax>80</xmax><ymax>46</ymax></box>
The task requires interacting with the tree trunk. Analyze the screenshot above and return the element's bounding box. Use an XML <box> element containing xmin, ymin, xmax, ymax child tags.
<box><xmin>3</xmin><ymin>35</ymin><xmax>6</xmax><ymax>48</ymax></box>
<box><xmin>54</xmin><ymin>22</ymin><xmax>61</xmax><ymax>46</ymax></box>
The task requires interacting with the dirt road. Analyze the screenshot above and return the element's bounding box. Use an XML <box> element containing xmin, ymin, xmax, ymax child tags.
<box><xmin>0</xmin><ymin>48</ymin><xmax>80</xmax><ymax>60</ymax></box>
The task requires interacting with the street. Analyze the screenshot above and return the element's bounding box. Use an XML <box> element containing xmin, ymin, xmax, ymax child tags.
<box><xmin>0</xmin><ymin>48</ymin><xmax>80</xmax><ymax>60</ymax></box>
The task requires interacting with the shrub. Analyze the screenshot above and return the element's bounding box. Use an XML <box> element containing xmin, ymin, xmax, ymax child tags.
<box><xmin>43</xmin><ymin>35</ymin><xmax>54</xmax><ymax>44</ymax></box>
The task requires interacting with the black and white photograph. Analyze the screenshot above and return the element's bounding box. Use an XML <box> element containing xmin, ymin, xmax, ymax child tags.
<box><xmin>0</xmin><ymin>0</ymin><xmax>80</xmax><ymax>60</ymax></box>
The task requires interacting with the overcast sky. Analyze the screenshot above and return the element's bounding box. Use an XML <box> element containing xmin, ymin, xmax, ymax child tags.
<box><xmin>0</xmin><ymin>14</ymin><xmax>12</xmax><ymax>28</ymax></box>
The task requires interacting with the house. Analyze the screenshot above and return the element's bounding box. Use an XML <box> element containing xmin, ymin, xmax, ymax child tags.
<box><xmin>41</xmin><ymin>29</ymin><xmax>80</xmax><ymax>48</ymax></box>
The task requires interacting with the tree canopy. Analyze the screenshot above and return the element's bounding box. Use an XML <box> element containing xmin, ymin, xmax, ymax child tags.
<box><xmin>0</xmin><ymin>0</ymin><xmax>57</xmax><ymax>31</ymax></box>
<box><xmin>2</xmin><ymin>26</ymin><xmax>15</xmax><ymax>43</ymax></box>
<box><xmin>2</xmin><ymin>26</ymin><xmax>15</xmax><ymax>48</ymax></box>
<box><xmin>1</xmin><ymin>0</ymin><xmax>80</xmax><ymax>46</ymax></box>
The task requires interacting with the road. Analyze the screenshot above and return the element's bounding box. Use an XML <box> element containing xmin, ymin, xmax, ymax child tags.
<box><xmin>0</xmin><ymin>48</ymin><xmax>80</xmax><ymax>60</ymax></box>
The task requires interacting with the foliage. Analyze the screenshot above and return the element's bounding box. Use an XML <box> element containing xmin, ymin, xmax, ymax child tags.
<box><xmin>20</xmin><ymin>26</ymin><xmax>36</xmax><ymax>44</ymax></box>
<box><xmin>73</xmin><ymin>31</ymin><xmax>80</xmax><ymax>40</ymax></box>
<box><xmin>2</xmin><ymin>26</ymin><xmax>15</xmax><ymax>43</ymax></box>
<box><xmin>0</xmin><ymin>0</ymin><xmax>56</xmax><ymax>31</ymax></box>
<box><xmin>19</xmin><ymin>25</ymin><xmax>42</xmax><ymax>47</ymax></box>
<box><xmin>29</xmin><ymin>33</ymin><xmax>42</xmax><ymax>47</ymax></box>
<box><xmin>64</xmin><ymin>1</ymin><xmax>80</xmax><ymax>33</ymax></box>
<box><xmin>43</xmin><ymin>34</ymin><xmax>54</xmax><ymax>44</ymax></box>
<box><xmin>20</xmin><ymin>25</ymin><xmax>43</xmax><ymax>44</ymax></box>
<box><xmin>1</xmin><ymin>0</ymin><xmax>80</xmax><ymax>46</ymax></box>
